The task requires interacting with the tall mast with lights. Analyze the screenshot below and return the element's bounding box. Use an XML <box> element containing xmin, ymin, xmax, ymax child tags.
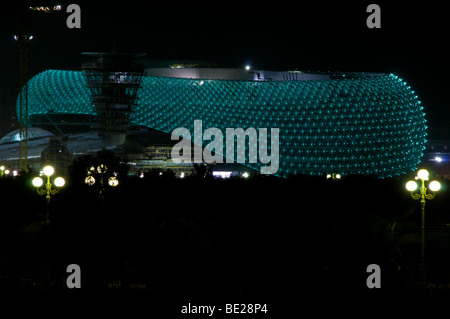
<box><xmin>14</xmin><ymin>2</ymin><xmax>62</xmax><ymax>171</ymax></box>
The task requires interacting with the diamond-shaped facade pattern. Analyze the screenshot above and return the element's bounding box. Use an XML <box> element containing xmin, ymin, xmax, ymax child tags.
<box><xmin>18</xmin><ymin>69</ymin><xmax>427</xmax><ymax>178</ymax></box>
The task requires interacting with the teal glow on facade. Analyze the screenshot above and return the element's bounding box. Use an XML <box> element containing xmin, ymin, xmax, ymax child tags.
<box><xmin>18</xmin><ymin>69</ymin><xmax>427</xmax><ymax>178</ymax></box>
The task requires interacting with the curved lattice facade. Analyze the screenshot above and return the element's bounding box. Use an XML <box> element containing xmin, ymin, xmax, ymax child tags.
<box><xmin>18</xmin><ymin>69</ymin><xmax>427</xmax><ymax>178</ymax></box>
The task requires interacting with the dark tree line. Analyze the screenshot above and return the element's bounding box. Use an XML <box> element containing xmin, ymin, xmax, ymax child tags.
<box><xmin>0</xmin><ymin>152</ymin><xmax>448</xmax><ymax>303</ymax></box>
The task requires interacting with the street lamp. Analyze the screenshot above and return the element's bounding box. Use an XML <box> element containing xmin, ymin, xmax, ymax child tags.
<box><xmin>32</xmin><ymin>165</ymin><xmax>65</xmax><ymax>224</ymax></box>
<box><xmin>406</xmin><ymin>169</ymin><xmax>441</xmax><ymax>263</ymax></box>
<box><xmin>0</xmin><ymin>166</ymin><xmax>10</xmax><ymax>177</ymax></box>
<box><xmin>84</xmin><ymin>164</ymin><xmax>119</xmax><ymax>199</ymax></box>
<box><xmin>405</xmin><ymin>168</ymin><xmax>441</xmax><ymax>229</ymax></box>
<box><xmin>84</xmin><ymin>164</ymin><xmax>119</xmax><ymax>226</ymax></box>
<box><xmin>326</xmin><ymin>173</ymin><xmax>341</xmax><ymax>180</ymax></box>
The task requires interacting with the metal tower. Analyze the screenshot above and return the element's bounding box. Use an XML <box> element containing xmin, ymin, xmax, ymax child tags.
<box><xmin>82</xmin><ymin>52</ymin><xmax>145</xmax><ymax>145</ymax></box>
<box><xmin>14</xmin><ymin>2</ymin><xmax>62</xmax><ymax>171</ymax></box>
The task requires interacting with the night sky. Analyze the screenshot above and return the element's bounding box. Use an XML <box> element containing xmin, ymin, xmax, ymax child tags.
<box><xmin>1</xmin><ymin>1</ymin><xmax>449</xmax><ymax>127</ymax></box>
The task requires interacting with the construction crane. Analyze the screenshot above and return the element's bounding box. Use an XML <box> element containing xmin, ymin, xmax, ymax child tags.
<box><xmin>14</xmin><ymin>2</ymin><xmax>62</xmax><ymax>171</ymax></box>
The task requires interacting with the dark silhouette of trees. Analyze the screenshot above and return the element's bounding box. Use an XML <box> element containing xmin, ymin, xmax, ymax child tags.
<box><xmin>1</xmin><ymin>168</ymin><xmax>449</xmax><ymax>302</ymax></box>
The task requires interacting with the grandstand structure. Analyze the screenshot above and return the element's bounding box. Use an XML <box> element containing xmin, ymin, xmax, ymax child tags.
<box><xmin>10</xmin><ymin>67</ymin><xmax>427</xmax><ymax>178</ymax></box>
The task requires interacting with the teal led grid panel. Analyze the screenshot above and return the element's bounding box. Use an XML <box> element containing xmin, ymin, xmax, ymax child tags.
<box><xmin>21</xmin><ymin>69</ymin><xmax>95</xmax><ymax>115</ymax></box>
<box><xmin>18</xmin><ymin>69</ymin><xmax>427</xmax><ymax>178</ymax></box>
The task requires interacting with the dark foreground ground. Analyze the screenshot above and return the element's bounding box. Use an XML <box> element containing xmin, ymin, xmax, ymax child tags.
<box><xmin>1</xmin><ymin>168</ymin><xmax>450</xmax><ymax>314</ymax></box>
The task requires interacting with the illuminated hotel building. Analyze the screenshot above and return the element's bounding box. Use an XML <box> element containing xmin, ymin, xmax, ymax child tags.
<box><xmin>2</xmin><ymin>66</ymin><xmax>427</xmax><ymax>178</ymax></box>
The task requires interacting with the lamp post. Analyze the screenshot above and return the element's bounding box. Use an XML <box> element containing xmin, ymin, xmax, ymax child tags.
<box><xmin>84</xmin><ymin>164</ymin><xmax>119</xmax><ymax>201</ymax></box>
<box><xmin>326</xmin><ymin>173</ymin><xmax>341</xmax><ymax>180</ymax></box>
<box><xmin>405</xmin><ymin>169</ymin><xmax>441</xmax><ymax>229</ymax></box>
<box><xmin>405</xmin><ymin>169</ymin><xmax>441</xmax><ymax>260</ymax></box>
<box><xmin>84</xmin><ymin>164</ymin><xmax>119</xmax><ymax>227</ymax></box>
<box><xmin>0</xmin><ymin>166</ymin><xmax>10</xmax><ymax>177</ymax></box>
<box><xmin>32</xmin><ymin>165</ymin><xmax>65</xmax><ymax>224</ymax></box>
